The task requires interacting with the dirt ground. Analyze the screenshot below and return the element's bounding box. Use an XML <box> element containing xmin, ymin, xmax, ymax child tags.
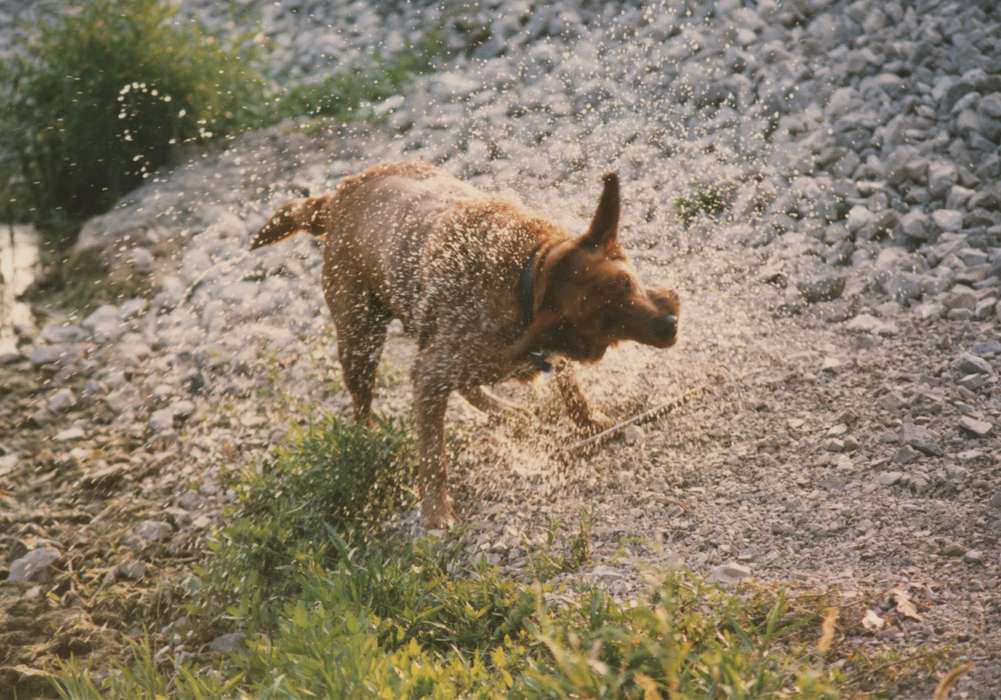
<box><xmin>3</xmin><ymin>216</ymin><xmax>999</xmax><ymax>698</ymax></box>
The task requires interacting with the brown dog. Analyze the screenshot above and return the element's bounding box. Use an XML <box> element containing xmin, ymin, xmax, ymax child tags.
<box><xmin>251</xmin><ymin>161</ymin><xmax>680</xmax><ymax>528</ymax></box>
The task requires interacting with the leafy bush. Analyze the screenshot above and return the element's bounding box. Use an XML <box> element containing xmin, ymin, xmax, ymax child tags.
<box><xmin>0</xmin><ymin>0</ymin><xmax>266</xmax><ymax>235</ymax></box>
<box><xmin>204</xmin><ymin>414</ymin><xmax>417</xmax><ymax>612</ymax></box>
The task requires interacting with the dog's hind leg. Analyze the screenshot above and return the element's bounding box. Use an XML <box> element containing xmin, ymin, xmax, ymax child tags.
<box><xmin>331</xmin><ymin>297</ymin><xmax>390</xmax><ymax>426</ymax></box>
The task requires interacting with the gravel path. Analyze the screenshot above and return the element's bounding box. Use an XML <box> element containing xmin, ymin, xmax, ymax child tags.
<box><xmin>3</xmin><ymin>0</ymin><xmax>1001</xmax><ymax>696</ymax></box>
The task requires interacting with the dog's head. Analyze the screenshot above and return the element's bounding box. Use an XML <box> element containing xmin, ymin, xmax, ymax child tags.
<box><xmin>514</xmin><ymin>173</ymin><xmax>680</xmax><ymax>364</ymax></box>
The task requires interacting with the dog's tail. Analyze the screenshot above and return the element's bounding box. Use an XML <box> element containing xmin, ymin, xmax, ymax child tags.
<box><xmin>249</xmin><ymin>195</ymin><xmax>330</xmax><ymax>249</ymax></box>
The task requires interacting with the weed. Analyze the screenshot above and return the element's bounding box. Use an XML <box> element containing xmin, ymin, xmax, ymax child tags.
<box><xmin>201</xmin><ymin>414</ymin><xmax>417</xmax><ymax>616</ymax></box>
<box><xmin>675</xmin><ymin>184</ymin><xmax>729</xmax><ymax>226</ymax></box>
<box><xmin>1</xmin><ymin>0</ymin><xmax>266</xmax><ymax>238</ymax></box>
<box><xmin>529</xmin><ymin>513</ymin><xmax>593</xmax><ymax>581</ymax></box>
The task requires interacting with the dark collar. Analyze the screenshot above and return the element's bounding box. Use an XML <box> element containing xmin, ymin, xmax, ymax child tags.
<box><xmin>518</xmin><ymin>248</ymin><xmax>538</xmax><ymax>324</ymax></box>
<box><xmin>517</xmin><ymin>246</ymin><xmax>553</xmax><ymax>373</ymax></box>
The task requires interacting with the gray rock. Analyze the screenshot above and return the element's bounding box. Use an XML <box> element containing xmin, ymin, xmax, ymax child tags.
<box><xmin>8</xmin><ymin>547</ymin><xmax>60</xmax><ymax>583</ymax></box>
<box><xmin>928</xmin><ymin>163</ymin><xmax>959</xmax><ymax>199</ymax></box>
<box><xmin>945</xmin><ymin>286</ymin><xmax>978</xmax><ymax>311</ymax></box>
<box><xmin>963</xmin><ymin>550</ymin><xmax>984</xmax><ymax>564</ymax></box>
<box><xmin>979</xmin><ymin>93</ymin><xmax>1001</xmax><ymax>120</ymax></box>
<box><xmin>900</xmin><ymin>424</ymin><xmax>943</xmax><ymax>457</ymax></box>
<box><xmin>133</xmin><ymin>520</ymin><xmax>173</xmax><ymax>542</ymax></box>
<box><xmin>845</xmin><ymin>205</ymin><xmax>875</xmax><ymax>234</ymax></box>
<box><xmin>975</xmin><ymin>298</ymin><xmax>997</xmax><ymax>320</ymax></box>
<box><xmin>30</xmin><ymin>344</ymin><xmax>70</xmax><ymax>366</ymax></box>
<box><xmin>55</xmin><ymin>426</ymin><xmax>86</xmax><ymax>442</ymax></box>
<box><xmin>41</xmin><ymin>323</ymin><xmax>86</xmax><ymax>344</ymax></box>
<box><xmin>82</xmin><ymin>305</ymin><xmax>122</xmax><ymax>342</ymax></box>
<box><xmin>131</xmin><ymin>247</ymin><xmax>154</xmax><ymax>273</ymax></box>
<box><xmin>177</xmin><ymin>491</ymin><xmax>203</xmax><ymax>510</ymax></box>
<box><xmin>953</xmin><ymin>352</ymin><xmax>993</xmax><ymax>375</ymax></box>
<box><xmin>879</xmin><ymin>272</ymin><xmax>926</xmax><ymax>302</ymax></box>
<box><xmin>895</xmin><ymin>445</ymin><xmax>920</xmax><ymax>465</ymax></box>
<box><xmin>149</xmin><ymin>408</ymin><xmax>176</xmax><ymax>433</ymax></box>
<box><xmin>47</xmin><ymin>388</ymin><xmax>78</xmax><ymax>414</ymax></box>
<box><xmin>900</xmin><ymin>211</ymin><xmax>930</xmax><ymax>240</ymax></box>
<box><xmin>845</xmin><ymin>314</ymin><xmax>898</xmax><ymax>336</ymax></box>
<box><xmin>958</xmin><ymin>416</ymin><xmax>992</xmax><ymax>437</ymax></box>
<box><xmin>208</xmin><ymin>632</ymin><xmax>245</xmax><ymax>653</ymax></box>
<box><xmin>171</xmin><ymin>400</ymin><xmax>196</xmax><ymax>422</ymax></box>
<box><xmin>118</xmin><ymin>298</ymin><xmax>147</xmax><ymax>321</ymax></box>
<box><xmin>914</xmin><ymin>302</ymin><xmax>944</xmax><ymax>320</ymax></box>
<box><xmin>118</xmin><ymin>560</ymin><xmax>146</xmax><ymax>581</ymax></box>
<box><xmin>931</xmin><ymin>209</ymin><xmax>964</xmax><ymax>233</ymax></box>
<box><xmin>709</xmin><ymin>562</ymin><xmax>752</xmax><ymax>586</ymax></box>
<box><xmin>971</xmin><ymin>339</ymin><xmax>1001</xmax><ymax>357</ymax></box>
<box><xmin>878</xmin><ymin>471</ymin><xmax>904</xmax><ymax>486</ymax></box>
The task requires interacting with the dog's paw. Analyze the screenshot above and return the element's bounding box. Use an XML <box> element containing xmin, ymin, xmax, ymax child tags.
<box><xmin>578</xmin><ymin>410</ymin><xmax>616</xmax><ymax>435</ymax></box>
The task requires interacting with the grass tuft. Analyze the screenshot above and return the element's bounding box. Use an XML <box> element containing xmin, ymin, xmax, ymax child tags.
<box><xmin>675</xmin><ymin>184</ymin><xmax>730</xmax><ymax>227</ymax></box>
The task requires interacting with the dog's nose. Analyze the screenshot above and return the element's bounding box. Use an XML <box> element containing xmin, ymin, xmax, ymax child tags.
<box><xmin>653</xmin><ymin>314</ymin><xmax>677</xmax><ymax>340</ymax></box>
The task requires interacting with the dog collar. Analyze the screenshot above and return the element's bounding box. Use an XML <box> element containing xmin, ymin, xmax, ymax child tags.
<box><xmin>517</xmin><ymin>247</ymin><xmax>554</xmax><ymax>373</ymax></box>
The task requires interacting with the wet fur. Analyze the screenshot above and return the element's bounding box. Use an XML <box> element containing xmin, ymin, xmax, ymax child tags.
<box><xmin>251</xmin><ymin>160</ymin><xmax>680</xmax><ymax>528</ymax></box>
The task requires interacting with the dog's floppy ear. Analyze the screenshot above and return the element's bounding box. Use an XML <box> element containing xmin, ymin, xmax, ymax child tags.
<box><xmin>250</xmin><ymin>196</ymin><xmax>329</xmax><ymax>249</ymax></box>
<box><xmin>579</xmin><ymin>172</ymin><xmax>621</xmax><ymax>253</ymax></box>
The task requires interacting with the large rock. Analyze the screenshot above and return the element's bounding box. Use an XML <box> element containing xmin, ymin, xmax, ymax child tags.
<box><xmin>953</xmin><ymin>352</ymin><xmax>993</xmax><ymax>375</ymax></box>
<box><xmin>8</xmin><ymin>547</ymin><xmax>60</xmax><ymax>583</ymax></box>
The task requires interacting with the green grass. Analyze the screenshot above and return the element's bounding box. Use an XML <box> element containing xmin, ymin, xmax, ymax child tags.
<box><xmin>675</xmin><ymin>184</ymin><xmax>729</xmax><ymax>227</ymax></box>
<box><xmin>528</xmin><ymin>513</ymin><xmax>593</xmax><ymax>581</ymax></box>
<box><xmin>271</xmin><ymin>30</ymin><xmax>447</xmax><ymax>125</ymax></box>
<box><xmin>51</xmin><ymin>415</ymin><xmax>946</xmax><ymax>699</ymax></box>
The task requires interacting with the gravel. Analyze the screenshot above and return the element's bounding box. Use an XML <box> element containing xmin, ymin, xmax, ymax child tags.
<box><xmin>3</xmin><ymin>0</ymin><xmax>1001</xmax><ymax>695</ymax></box>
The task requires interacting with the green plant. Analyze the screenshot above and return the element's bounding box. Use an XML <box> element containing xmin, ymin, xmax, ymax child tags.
<box><xmin>271</xmin><ymin>30</ymin><xmax>447</xmax><ymax>123</ymax></box>
<box><xmin>0</xmin><ymin>0</ymin><xmax>266</xmax><ymax>239</ymax></box>
<box><xmin>675</xmin><ymin>184</ymin><xmax>729</xmax><ymax>227</ymax></box>
<box><xmin>202</xmin><ymin>414</ymin><xmax>417</xmax><ymax>616</ymax></box>
<box><xmin>529</xmin><ymin>513</ymin><xmax>593</xmax><ymax>581</ymax></box>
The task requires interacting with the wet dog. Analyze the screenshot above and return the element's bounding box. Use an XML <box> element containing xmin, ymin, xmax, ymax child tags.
<box><xmin>251</xmin><ymin>161</ymin><xmax>680</xmax><ymax>528</ymax></box>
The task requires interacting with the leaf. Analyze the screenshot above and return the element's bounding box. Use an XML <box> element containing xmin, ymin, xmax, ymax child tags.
<box><xmin>862</xmin><ymin>609</ymin><xmax>885</xmax><ymax>631</ymax></box>
<box><xmin>933</xmin><ymin>662</ymin><xmax>972</xmax><ymax>700</ymax></box>
<box><xmin>817</xmin><ymin>607</ymin><xmax>838</xmax><ymax>653</ymax></box>
<box><xmin>888</xmin><ymin>587</ymin><xmax>921</xmax><ymax>621</ymax></box>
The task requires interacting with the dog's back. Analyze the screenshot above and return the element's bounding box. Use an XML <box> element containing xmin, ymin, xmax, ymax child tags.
<box><xmin>323</xmin><ymin>161</ymin><xmax>493</xmax><ymax>330</ymax></box>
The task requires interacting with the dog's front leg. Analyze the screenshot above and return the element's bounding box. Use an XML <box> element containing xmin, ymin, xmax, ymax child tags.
<box><xmin>552</xmin><ymin>360</ymin><xmax>615</xmax><ymax>434</ymax></box>
<box><xmin>460</xmin><ymin>386</ymin><xmax>531</xmax><ymax>421</ymax></box>
<box><xmin>413</xmin><ymin>355</ymin><xmax>456</xmax><ymax>529</ymax></box>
